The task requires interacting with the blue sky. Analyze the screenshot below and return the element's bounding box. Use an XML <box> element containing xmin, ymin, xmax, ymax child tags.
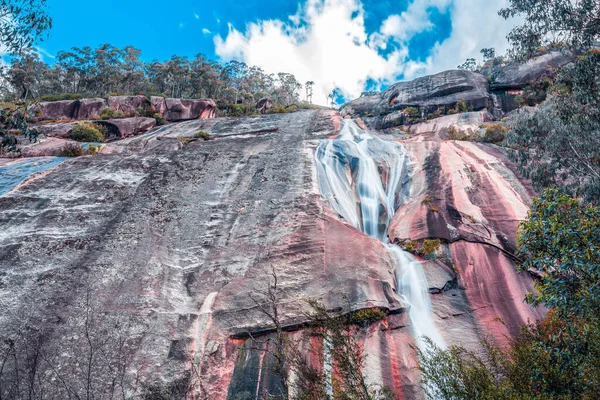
<box><xmin>41</xmin><ymin>0</ymin><xmax>517</xmax><ymax>103</ymax></box>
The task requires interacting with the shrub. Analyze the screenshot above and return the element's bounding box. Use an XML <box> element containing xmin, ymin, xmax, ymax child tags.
<box><xmin>38</xmin><ymin>93</ymin><xmax>82</xmax><ymax>102</ymax></box>
<box><xmin>456</xmin><ymin>100</ymin><xmax>468</xmax><ymax>113</ymax></box>
<box><xmin>402</xmin><ymin>106</ymin><xmax>420</xmax><ymax>118</ymax></box>
<box><xmin>481</xmin><ymin>124</ymin><xmax>508</xmax><ymax>144</ymax></box>
<box><xmin>422</xmin><ymin>239</ymin><xmax>441</xmax><ymax>255</ymax></box>
<box><xmin>348</xmin><ymin>308</ymin><xmax>386</xmax><ymax>327</ymax></box>
<box><xmin>56</xmin><ymin>143</ymin><xmax>87</xmax><ymax>157</ymax></box>
<box><xmin>422</xmin><ymin>194</ymin><xmax>438</xmax><ymax>212</ymax></box>
<box><xmin>87</xmin><ymin>144</ymin><xmax>101</xmax><ymax>155</ymax></box>
<box><xmin>447</xmin><ymin>126</ymin><xmax>467</xmax><ymax>140</ymax></box>
<box><xmin>99</xmin><ymin>107</ymin><xmax>125</xmax><ymax>120</ymax></box>
<box><xmin>70</xmin><ymin>122</ymin><xmax>105</xmax><ymax>142</ymax></box>
<box><xmin>194</xmin><ymin>130</ymin><xmax>212</xmax><ymax>140</ymax></box>
<box><xmin>153</xmin><ymin>113</ymin><xmax>166</xmax><ymax>126</ymax></box>
<box><xmin>400</xmin><ymin>238</ymin><xmax>441</xmax><ymax>256</ymax></box>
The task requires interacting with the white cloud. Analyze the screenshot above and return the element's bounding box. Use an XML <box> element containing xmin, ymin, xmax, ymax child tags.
<box><xmin>396</xmin><ymin>0</ymin><xmax>522</xmax><ymax>79</ymax></box>
<box><xmin>194</xmin><ymin>13</ymin><xmax>200</xmax><ymax>19</ymax></box>
<box><xmin>214</xmin><ymin>0</ymin><xmax>521</xmax><ymax>104</ymax></box>
<box><xmin>202</xmin><ymin>28</ymin><xmax>212</xmax><ymax>35</ymax></box>
<box><xmin>215</xmin><ymin>0</ymin><xmax>406</xmax><ymax>104</ymax></box>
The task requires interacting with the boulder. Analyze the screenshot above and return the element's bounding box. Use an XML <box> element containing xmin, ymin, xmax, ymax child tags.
<box><xmin>487</xmin><ymin>51</ymin><xmax>576</xmax><ymax>90</ymax></box>
<box><xmin>35</xmin><ymin>121</ymin><xmax>79</xmax><ymax>138</ymax></box>
<box><xmin>76</xmin><ymin>98</ymin><xmax>107</xmax><ymax>119</ymax></box>
<box><xmin>256</xmin><ymin>97</ymin><xmax>273</xmax><ymax>114</ymax></box>
<box><xmin>341</xmin><ymin>70</ymin><xmax>491</xmax><ymax>129</ymax></box>
<box><xmin>150</xmin><ymin>96</ymin><xmax>167</xmax><ymax>115</ymax></box>
<box><xmin>97</xmin><ymin>117</ymin><xmax>156</xmax><ymax>139</ymax></box>
<box><xmin>163</xmin><ymin>98</ymin><xmax>217</xmax><ymax>121</ymax></box>
<box><xmin>107</xmin><ymin>95</ymin><xmax>151</xmax><ymax>115</ymax></box>
<box><xmin>34</xmin><ymin>98</ymin><xmax>107</xmax><ymax>121</ymax></box>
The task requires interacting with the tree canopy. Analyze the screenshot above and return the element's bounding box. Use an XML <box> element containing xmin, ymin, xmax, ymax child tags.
<box><xmin>0</xmin><ymin>0</ymin><xmax>52</xmax><ymax>54</ymax></box>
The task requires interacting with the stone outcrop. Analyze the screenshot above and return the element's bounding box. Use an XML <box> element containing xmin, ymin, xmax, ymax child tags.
<box><xmin>487</xmin><ymin>51</ymin><xmax>576</xmax><ymax>90</ymax></box>
<box><xmin>34</xmin><ymin>98</ymin><xmax>107</xmax><ymax>121</ymax></box>
<box><xmin>107</xmin><ymin>95</ymin><xmax>152</xmax><ymax>115</ymax></box>
<box><xmin>163</xmin><ymin>98</ymin><xmax>217</xmax><ymax>121</ymax></box>
<box><xmin>97</xmin><ymin>116</ymin><xmax>157</xmax><ymax>139</ymax></box>
<box><xmin>256</xmin><ymin>97</ymin><xmax>273</xmax><ymax>114</ymax></box>
<box><xmin>33</xmin><ymin>96</ymin><xmax>217</xmax><ymax>122</ymax></box>
<box><xmin>341</xmin><ymin>70</ymin><xmax>491</xmax><ymax>129</ymax></box>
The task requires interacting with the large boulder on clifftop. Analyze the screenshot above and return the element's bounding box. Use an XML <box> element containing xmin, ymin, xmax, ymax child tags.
<box><xmin>341</xmin><ymin>70</ymin><xmax>490</xmax><ymax>129</ymax></box>
<box><xmin>107</xmin><ymin>95</ymin><xmax>151</xmax><ymax>115</ymax></box>
<box><xmin>34</xmin><ymin>98</ymin><xmax>107</xmax><ymax>121</ymax></box>
<box><xmin>163</xmin><ymin>98</ymin><xmax>217</xmax><ymax>121</ymax></box>
<box><xmin>487</xmin><ymin>51</ymin><xmax>576</xmax><ymax>90</ymax></box>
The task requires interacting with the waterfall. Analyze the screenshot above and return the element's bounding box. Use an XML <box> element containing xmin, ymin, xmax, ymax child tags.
<box><xmin>314</xmin><ymin>119</ymin><xmax>445</xmax><ymax>350</ymax></box>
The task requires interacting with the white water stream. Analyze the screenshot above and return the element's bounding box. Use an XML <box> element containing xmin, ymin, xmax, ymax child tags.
<box><xmin>314</xmin><ymin>119</ymin><xmax>445</xmax><ymax>350</ymax></box>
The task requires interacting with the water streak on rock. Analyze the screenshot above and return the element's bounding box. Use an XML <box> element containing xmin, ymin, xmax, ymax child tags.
<box><xmin>314</xmin><ymin>119</ymin><xmax>445</xmax><ymax>350</ymax></box>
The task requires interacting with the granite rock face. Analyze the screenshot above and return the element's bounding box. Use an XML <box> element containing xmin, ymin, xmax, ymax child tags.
<box><xmin>0</xmin><ymin>109</ymin><xmax>545</xmax><ymax>399</ymax></box>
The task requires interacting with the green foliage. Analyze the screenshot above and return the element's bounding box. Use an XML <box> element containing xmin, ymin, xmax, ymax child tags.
<box><xmin>422</xmin><ymin>239</ymin><xmax>441</xmax><ymax>256</ymax></box>
<box><xmin>419</xmin><ymin>310</ymin><xmax>600</xmax><ymax>400</ymax></box>
<box><xmin>517</xmin><ymin>188</ymin><xmax>600</xmax><ymax>317</ymax></box>
<box><xmin>347</xmin><ymin>308</ymin><xmax>386</xmax><ymax>327</ymax></box>
<box><xmin>0</xmin><ymin>102</ymin><xmax>41</xmax><ymax>153</ymax></box>
<box><xmin>56</xmin><ymin>143</ymin><xmax>87</xmax><ymax>157</ymax></box>
<box><xmin>194</xmin><ymin>131</ymin><xmax>212</xmax><ymax>140</ymax></box>
<box><xmin>457</xmin><ymin>58</ymin><xmax>477</xmax><ymax>71</ymax></box>
<box><xmin>38</xmin><ymin>93</ymin><xmax>82</xmax><ymax>102</ymax></box>
<box><xmin>400</xmin><ymin>238</ymin><xmax>441</xmax><ymax>256</ymax></box>
<box><xmin>456</xmin><ymin>100</ymin><xmax>468</xmax><ymax>113</ymax></box>
<box><xmin>505</xmin><ymin>50</ymin><xmax>600</xmax><ymax>204</ymax></box>
<box><xmin>0</xmin><ymin>0</ymin><xmax>52</xmax><ymax>54</ymax></box>
<box><xmin>99</xmin><ymin>107</ymin><xmax>125</xmax><ymax>120</ymax></box>
<box><xmin>70</xmin><ymin>122</ymin><xmax>105</xmax><ymax>142</ymax></box>
<box><xmin>153</xmin><ymin>113</ymin><xmax>166</xmax><ymax>125</ymax></box>
<box><xmin>401</xmin><ymin>106</ymin><xmax>420</xmax><ymax>119</ymax></box>
<box><xmin>481</xmin><ymin>124</ymin><xmax>508</xmax><ymax>144</ymax></box>
<box><xmin>499</xmin><ymin>0</ymin><xmax>599</xmax><ymax>58</ymax></box>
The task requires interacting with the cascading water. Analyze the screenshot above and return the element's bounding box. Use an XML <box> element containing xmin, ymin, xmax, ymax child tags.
<box><xmin>314</xmin><ymin>119</ymin><xmax>445</xmax><ymax>350</ymax></box>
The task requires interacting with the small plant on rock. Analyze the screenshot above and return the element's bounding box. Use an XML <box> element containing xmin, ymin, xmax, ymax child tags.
<box><xmin>99</xmin><ymin>107</ymin><xmax>125</xmax><ymax>120</ymax></box>
<box><xmin>194</xmin><ymin>131</ymin><xmax>212</xmax><ymax>140</ymax></box>
<box><xmin>70</xmin><ymin>122</ymin><xmax>105</xmax><ymax>142</ymax></box>
<box><xmin>481</xmin><ymin>124</ymin><xmax>508</xmax><ymax>144</ymax></box>
<box><xmin>56</xmin><ymin>143</ymin><xmax>87</xmax><ymax>157</ymax></box>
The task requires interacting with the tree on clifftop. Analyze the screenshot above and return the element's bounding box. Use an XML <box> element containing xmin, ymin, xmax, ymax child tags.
<box><xmin>0</xmin><ymin>0</ymin><xmax>52</xmax><ymax>54</ymax></box>
<box><xmin>500</xmin><ymin>0</ymin><xmax>600</xmax><ymax>58</ymax></box>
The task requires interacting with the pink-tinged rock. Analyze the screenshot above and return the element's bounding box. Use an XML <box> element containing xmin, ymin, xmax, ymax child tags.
<box><xmin>107</xmin><ymin>95</ymin><xmax>151</xmax><ymax>115</ymax></box>
<box><xmin>150</xmin><ymin>96</ymin><xmax>167</xmax><ymax>115</ymax></box>
<box><xmin>35</xmin><ymin>121</ymin><xmax>78</xmax><ymax>138</ymax></box>
<box><xmin>163</xmin><ymin>98</ymin><xmax>217</xmax><ymax>121</ymax></box>
<box><xmin>19</xmin><ymin>137</ymin><xmax>70</xmax><ymax>157</ymax></box>
<box><xmin>97</xmin><ymin>117</ymin><xmax>157</xmax><ymax>139</ymax></box>
<box><xmin>33</xmin><ymin>98</ymin><xmax>107</xmax><ymax>121</ymax></box>
<box><xmin>76</xmin><ymin>98</ymin><xmax>107</xmax><ymax>119</ymax></box>
<box><xmin>451</xmin><ymin>241</ymin><xmax>545</xmax><ymax>343</ymax></box>
<box><xmin>389</xmin><ymin>140</ymin><xmax>533</xmax><ymax>251</ymax></box>
<box><xmin>406</xmin><ymin>111</ymin><xmax>494</xmax><ymax>136</ymax></box>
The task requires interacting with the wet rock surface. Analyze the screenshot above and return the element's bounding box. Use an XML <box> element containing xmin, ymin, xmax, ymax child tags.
<box><xmin>0</xmin><ymin>107</ymin><xmax>545</xmax><ymax>399</ymax></box>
